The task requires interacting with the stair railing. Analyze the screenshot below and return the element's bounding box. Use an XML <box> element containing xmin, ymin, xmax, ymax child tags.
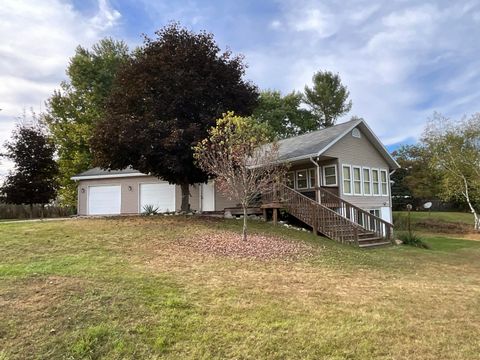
<box><xmin>317</xmin><ymin>187</ymin><xmax>393</xmax><ymax>242</ymax></box>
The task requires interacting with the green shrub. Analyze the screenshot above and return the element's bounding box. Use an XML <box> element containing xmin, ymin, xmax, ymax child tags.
<box><xmin>0</xmin><ymin>203</ymin><xmax>75</xmax><ymax>219</ymax></box>
<box><xmin>397</xmin><ymin>231</ymin><xmax>430</xmax><ymax>249</ymax></box>
<box><xmin>142</xmin><ymin>204</ymin><xmax>159</xmax><ymax>216</ymax></box>
<box><xmin>392</xmin><ymin>213</ymin><xmax>408</xmax><ymax>230</ymax></box>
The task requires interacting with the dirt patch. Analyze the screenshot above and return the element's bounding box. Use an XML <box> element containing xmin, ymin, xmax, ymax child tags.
<box><xmin>174</xmin><ymin>231</ymin><xmax>316</xmax><ymax>260</ymax></box>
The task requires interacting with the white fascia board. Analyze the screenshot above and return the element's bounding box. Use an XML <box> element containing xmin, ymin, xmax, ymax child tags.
<box><xmin>71</xmin><ymin>173</ymin><xmax>149</xmax><ymax>181</ymax></box>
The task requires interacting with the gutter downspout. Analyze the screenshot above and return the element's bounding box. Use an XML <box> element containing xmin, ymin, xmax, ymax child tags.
<box><xmin>310</xmin><ymin>156</ymin><xmax>321</xmax><ymax>204</ymax></box>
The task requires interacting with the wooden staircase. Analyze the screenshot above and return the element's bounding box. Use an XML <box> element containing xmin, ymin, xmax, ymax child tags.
<box><xmin>263</xmin><ymin>184</ymin><xmax>394</xmax><ymax>248</ymax></box>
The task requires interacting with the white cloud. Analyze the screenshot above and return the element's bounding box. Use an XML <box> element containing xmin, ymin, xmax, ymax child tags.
<box><xmin>246</xmin><ymin>0</ymin><xmax>480</xmax><ymax>146</ymax></box>
<box><xmin>0</xmin><ymin>0</ymin><xmax>121</xmax><ymax>177</ymax></box>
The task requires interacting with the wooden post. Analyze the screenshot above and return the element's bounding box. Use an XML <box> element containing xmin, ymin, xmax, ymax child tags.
<box><xmin>263</xmin><ymin>208</ymin><xmax>267</xmax><ymax>221</ymax></box>
<box><xmin>312</xmin><ymin>204</ymin><xmax>318</xmax><ymax>236</ymax></box>
<box><xmin>273</xmin><ymin>208</ymin><xmax>278</xmax><ymax>225</ymax></box>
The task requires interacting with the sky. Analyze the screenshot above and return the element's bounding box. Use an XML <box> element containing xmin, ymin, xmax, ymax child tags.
<box><xmin>1</xmin><ymin>0</ymin><xmax>480</xmax><ymax>176</ymax></box>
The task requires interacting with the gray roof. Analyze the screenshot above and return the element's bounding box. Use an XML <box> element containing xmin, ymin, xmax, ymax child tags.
<box><xmin>72</xmin><ymin>119</ymin><xmax>399</xmax><ymax>181</ymax></box>
<box><xmin>276</xmin><ymin>119</ymin><xmax>361</xmax><ymax>161</ymax></box>
<box><xmin>276</xmin><ymin>118</ymin><xmax>400</xmax><ymax>169</ymax></box>
<box><xmin>72</xmin><ymin>166</ymin><xmax>146</xmax><ymax>179</ymax></box>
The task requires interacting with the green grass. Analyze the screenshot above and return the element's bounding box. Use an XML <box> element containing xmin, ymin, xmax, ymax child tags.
<box><xmin>1</xmin><ymin>216</ymin><xmax>480</xmax><ymax>359</ymax></box>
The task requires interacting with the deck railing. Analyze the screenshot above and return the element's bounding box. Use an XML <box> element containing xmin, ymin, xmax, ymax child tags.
<box><xmin>262</xmin><ymin>183</ymin><xmax>394</xmax><ymax>245</ymax></box>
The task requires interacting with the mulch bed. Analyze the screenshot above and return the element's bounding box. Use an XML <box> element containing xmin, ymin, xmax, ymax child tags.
<box><xmin>176</xmin><ymin>231</ymin><xmax>315</xmax><ymax>260</ymax></box>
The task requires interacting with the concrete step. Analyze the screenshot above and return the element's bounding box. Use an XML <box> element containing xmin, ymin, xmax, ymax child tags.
<box><xmin>359</xmin><ymin>241</ymin><xmax>391</xmax><ymax>248</ymax></box>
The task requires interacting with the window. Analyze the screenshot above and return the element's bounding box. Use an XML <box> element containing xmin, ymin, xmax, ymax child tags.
<box><xmin>363</xmin><ymin>168</ymin><xmax>371</xmax><ymax>195</ymax></box>
<box><xmin>323</xmin><ymin>165</ymin><xmax>337</xmax><ymax>186</ymax></box>
<box><xmin>342</xmin><ymin>165</ymin><xmax>352</xmax><ymax>194</ymax></box>
<box><xmin>369</xmin><ymin>209</ymin><xmax>380</xmax><ymax>217</ymax></box>
<box><xmin>309</xmin><ymin>168</ymin><xmax>316</xmax><ymax>188</ymax></box>
<box><xmin>352</xmin><ymin>128</ymin><xmax>361</xmax><ymax>138</ymax></box>
<box><xmin>286</xmin><ymin>172</ymin><xmax>294</xmax><ymax>188</ymax></box>
<box><xmin>353</xmin><ymin>166</ymin><xmax>362</xmax><ymax>195</ymax></box>
<box><xmin>380</xmin><ymin>170</ymin><xmax>388</xmax><ymax>196</ymax></box>
<box><xmin>372</xmin><ymin>169</ymin><xmax>380</xmax><ymax>195</ymax></box>
<box><xmin>296</xmin><ymin>170</ymin><xmax>308</xmax><ymax>189</ymax></box>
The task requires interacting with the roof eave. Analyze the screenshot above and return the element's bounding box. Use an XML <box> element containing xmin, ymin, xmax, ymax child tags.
<box><xmin>70</xmin><ymin>173</ymin><xmax>149</xmax><ymax>181</ymax></box>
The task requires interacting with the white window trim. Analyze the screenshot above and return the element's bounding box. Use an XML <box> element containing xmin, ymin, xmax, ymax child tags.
<box><xmin>380</xmin><ymin>169</ymin><xmax>389</xmax><ymax>196</ymax></box>
<box><xmin>362</xmin><ymin>167</ymin><xmax>372</xmax><ymax>196</ymax></box>
<box><xmin>342</xmin><ymin>164</ymin><xmax>353</xmax><ymax>195</ymax></box>
<box><xmin>352</xmin><ymin>165</ymin><xmax>362</xmax><ymax>196</ymax></box>
<box><xmin>295</xmin><ymin>169</ymin><xmax>309</xmax><ymax>190</ymax></box>
<box><xmin>371</xmin><ymin>168</ymin><xmax>380</xmax><ymax>196</ymax></box>
<box><xmin>322</xmin><ymin>165</ymin><xmax>338</xmax><ymax>187</ymax></box>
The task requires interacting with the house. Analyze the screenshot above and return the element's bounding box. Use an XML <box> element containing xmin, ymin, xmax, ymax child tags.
<box><xmin>72</xmin><ymin>118</ymin><xmax>399</xmax><ymax>246</ymax></box>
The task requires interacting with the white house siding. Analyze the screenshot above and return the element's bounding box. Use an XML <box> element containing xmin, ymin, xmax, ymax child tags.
<box><xmin>323</xmin><ymin>126</ymin><xmax>392</xmax><ymax>210</ymax></box>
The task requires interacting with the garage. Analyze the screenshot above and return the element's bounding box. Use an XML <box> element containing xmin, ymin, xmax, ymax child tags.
<box><xmin>139</xmin><ymin>183</ymin><xmax>176</xmax><ymax>213</ymax></box>
<box><xmin>88</xmin><ymin>185</ymin><xmax>121</xmax><ymax>215</ymax></box>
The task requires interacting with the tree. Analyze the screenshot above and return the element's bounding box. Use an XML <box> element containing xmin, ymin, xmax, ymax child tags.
<box><xmin>0</xmin><ymin>114</ymin><xmax>58</xmax><ymax>216</ymax></box>
<box><xmin>43</xmin><ymin>38</ymin><xmax>130</xmax><ymax>206</ymax></box>
<box><xmin>252</xmin><ymin>90</ymin><xmax>316</xmax><ymax>139</ymax></box>
<box><xmin>91</xmin><ymin>23</ymin><xmax>258</xmax><ymax>212</ymax></box>
<box><xmin>304</xmin><ymin>70</ymin><xmax>352</xmax><ymax>128</ymax></box>
<box><xmin>194</xmin><ymin>112</ymin><xmax>286</xmax><ymax>241</ymax></box>
<box><xmin>422</xmin><ymin>113</ymin><xmax>480</xmax><ymax>230</ymax></box>
<box><xmin>391</xmin><ymin>144</ymin><xmax>442</xmax><ymax>208</ymax></box>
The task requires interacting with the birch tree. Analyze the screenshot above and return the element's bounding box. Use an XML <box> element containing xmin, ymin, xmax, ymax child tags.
<box><xmin>194</xmin><ymin>112</ymin><xmax>286</xmax><ymax>241</ymax></box>
<box><xmin>422</xmin><ymin>113</ymin><xmax>480</xmax><ymax>230</ymax></box>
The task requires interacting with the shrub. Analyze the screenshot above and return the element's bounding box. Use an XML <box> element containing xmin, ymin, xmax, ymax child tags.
<box><xmin>142</xmin><ymin>204</ymin><xmax>159</xmax><ymax>216</ymax></box>
<box><xmin>397</xmin><ymin>231</ymin><xmax>430</xmax><ymax>249</ymax></box>
<box><xmin>0</xmin><ymin>203</ymin><xmax>75</xmax><ymax>219</ymax></box>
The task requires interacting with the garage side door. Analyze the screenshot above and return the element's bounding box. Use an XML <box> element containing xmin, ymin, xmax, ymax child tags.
<box><xmin>88</xmin><ymin>185</ymin><xmax>121</xmax><ymax>215</ymax></box>
<box><xmin>140</xmin><ymin>183</ymin><xmax>176</xmax><ymax>213</ymax></box>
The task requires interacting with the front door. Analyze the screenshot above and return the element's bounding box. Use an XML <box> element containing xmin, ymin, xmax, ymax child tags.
<box><xmin>201</xmin><ymin>181</ymin><xmax>215</xmax><ymax>212</ymax></box>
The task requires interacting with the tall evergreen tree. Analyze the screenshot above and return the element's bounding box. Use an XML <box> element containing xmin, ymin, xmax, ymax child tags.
<box><xmin>304</xmin><ymin>70</ymin><xmax>352</xmax><ymax>128</ymax></box>
<box><xmin>43</xmin><ymin>38</ymin><xmax>130</xmax><ymax>206</ymax></box>
<box><xmin>91</xmin><ymin>23</ymin><xmax>258</xmax><ymax>212</ymax></box>
<box><xmin>1</xmin><ymin>114</ymin><xmax>58</xmax><ymax>215</ymax></box>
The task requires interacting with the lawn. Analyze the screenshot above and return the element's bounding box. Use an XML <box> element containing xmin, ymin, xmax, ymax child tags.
<box><xmin>1</xmin><ymin>216</ymin><xmax>480</xmax><ymax>359</ymax></box>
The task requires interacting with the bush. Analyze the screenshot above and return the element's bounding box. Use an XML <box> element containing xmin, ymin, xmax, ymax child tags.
<box><xmin>392</xmin><ymin>213</ymin><xmax>408</xmax><ymax>230</ymax></box>
<box><xmin>0</xmin><ymin>203</ymin><xmax>76</xmax><ymax>219</ymax></box>
<box><xmin>397</xmin><ymin>231</ymin><xmax>430</xmax><ymax>249</ymax></box>
<box><xmin>142</xmin><ymin>204</ymin><xmax>159</xmax><ymax>216</ymax></box>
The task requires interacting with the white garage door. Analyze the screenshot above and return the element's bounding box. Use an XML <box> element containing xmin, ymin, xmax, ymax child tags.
<box><xmin>140</xmin><ymin>183</ymin><xmax>176</xmax><ymax>213</ymax></box>
<box><xmin>88</xmin><ymin>185</ymin><xmax>121</xmax><ymax>215</ymax></box>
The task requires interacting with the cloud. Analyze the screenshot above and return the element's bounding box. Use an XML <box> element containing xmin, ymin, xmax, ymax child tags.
<box><xmin>0</xmin><ymin>0</ymin><xmax>121</xmax><ymax>177</ymax></box>
<box><xmin>2</xmin><ymin>0</ymin><xmax>480</xmax><ymax>179</ymax></box>
<box><xmin>245</xmin><ymin>0</ymin><xmax>480</xmax><ymax>146</ymax></box>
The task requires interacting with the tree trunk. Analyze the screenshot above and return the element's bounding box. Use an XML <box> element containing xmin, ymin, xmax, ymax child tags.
<box><xmin>462</xmin><ymin>176</ymin><xmax>479</xmax><ymax>231</ymax></box>
<box><xmin>242</xmin><ymin>205</ymin><xmax>248</xmax><ymax>241</ymax></box>
<box><xmin>180</xmin><ymin>182</ymin><xmax>190</xmax><ymax>213</ymax></box>
<box><xmin>29</xmin><ymin>204</ymin><xmax>33</xmax><ymax>219</ymax></box>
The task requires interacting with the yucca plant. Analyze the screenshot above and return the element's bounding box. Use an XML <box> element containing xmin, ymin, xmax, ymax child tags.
<box><xmin>397</xmin><ymin>231</ymin><xmax>430</xmax><ymax>249</ymax></box>
<box><xmin>142</xmin><ymin>204</ymin><xmax>159</xmax><ymax>216</ymax></box>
